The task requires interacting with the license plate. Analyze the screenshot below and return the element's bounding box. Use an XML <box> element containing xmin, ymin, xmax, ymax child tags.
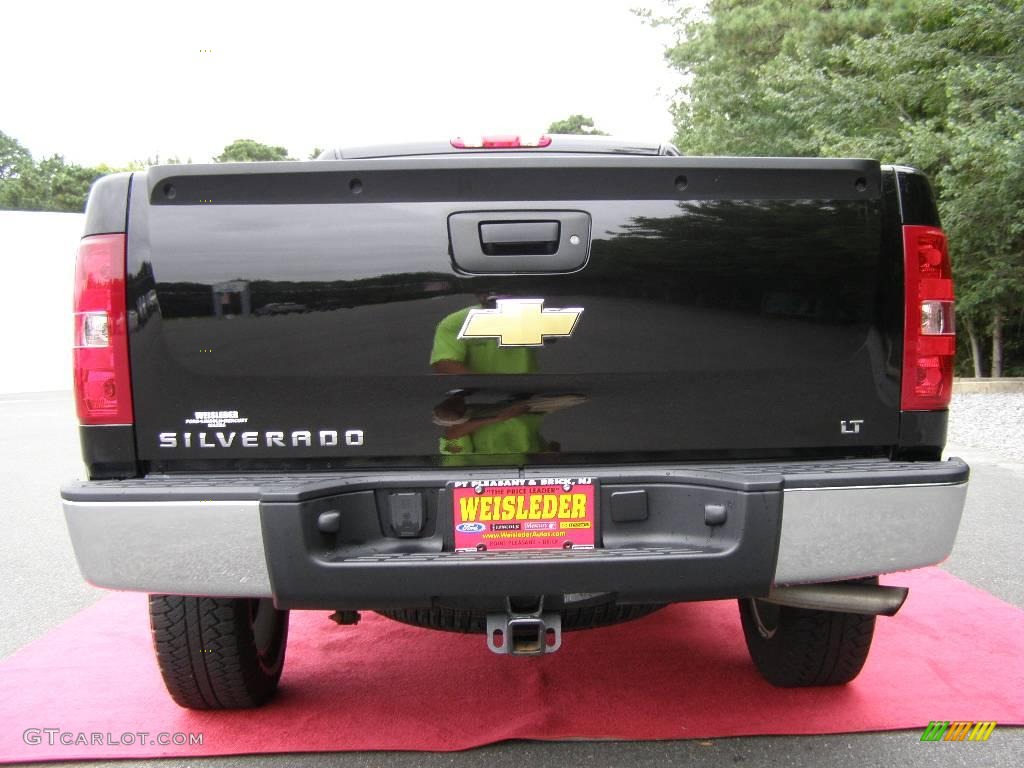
<box><xmin>452</xmin><ymin>477</ymin><xmax>596</xmax><ymax>552</ymax></box>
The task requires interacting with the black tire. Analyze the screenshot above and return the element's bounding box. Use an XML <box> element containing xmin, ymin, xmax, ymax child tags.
<box><xmin>149</xmin><ymin>595</ymin><xmax>289</xmax><ymax>710</ymax></box>
<box><xmin>379</xmin><ymin>601</ymin><xmax>664</xmax><ymax>633</ymax></box>
<box><xmin>738</xmin><ymin>578</ymin><xmax>877</xmax><ymax>687</ymax></box>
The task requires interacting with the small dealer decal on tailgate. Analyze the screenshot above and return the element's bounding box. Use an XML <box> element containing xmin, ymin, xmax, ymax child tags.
<box><xmin>451</xmin><ymin>478</ymin><xmax>596</xmax><ymax>552</ymax></box>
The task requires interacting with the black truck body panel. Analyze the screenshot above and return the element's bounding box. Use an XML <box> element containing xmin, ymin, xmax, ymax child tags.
<box><xmin>120</xmin><ymin>157</ymin><xmax>912</xmax><ymax>472</ymax></box>
<box><xmin>72</xmin><ymin>159</ymin><xmax>946</xmax><ymax>479</ymax></box>
<box><xmin>82</xmin><ymin>172</ymin><xmax>132</xmax><ymax>237</ymax></box>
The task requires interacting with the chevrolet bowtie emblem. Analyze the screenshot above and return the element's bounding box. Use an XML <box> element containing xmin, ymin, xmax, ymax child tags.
<box><xmin>458</xmin><ymin>299</ymin><xmax>583</xmax><ymax>347</ymax></box>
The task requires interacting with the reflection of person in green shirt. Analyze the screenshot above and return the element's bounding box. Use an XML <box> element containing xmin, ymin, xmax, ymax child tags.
<box><xmin>430</xmin><ymin>299</ymin><xmax>547</xmax><ymax>462</ymax></box>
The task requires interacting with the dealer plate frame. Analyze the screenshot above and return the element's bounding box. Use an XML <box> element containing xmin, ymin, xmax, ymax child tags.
<box><xmin>449</xmin><ymin>477</ymin><xmax>599</xmax><ymax>553</ymax></box>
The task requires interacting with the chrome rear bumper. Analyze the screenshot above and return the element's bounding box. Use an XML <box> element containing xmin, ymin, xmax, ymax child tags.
<box><xmin>62</xmin><ymin>459</ymin><xmax>969</xmax><ymax>601</ymax></box>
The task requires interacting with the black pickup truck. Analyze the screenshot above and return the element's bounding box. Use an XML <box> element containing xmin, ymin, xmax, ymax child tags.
<box><xmin>63</xmin><ymin>135</ymin><xmax>968</xmax><ymax>709</ymax></box>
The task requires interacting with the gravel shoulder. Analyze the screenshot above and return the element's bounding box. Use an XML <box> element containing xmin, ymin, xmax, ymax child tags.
<box><xmin>947</xmin><ymin>392</ymin><xmax>1024</xmax><ymax>463</ymax></box>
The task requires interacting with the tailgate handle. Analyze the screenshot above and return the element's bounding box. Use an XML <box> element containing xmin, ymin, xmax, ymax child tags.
<box><xmin>479</xmin><ymin>221</ymin><xmax>560</xmax><ymax>256</ymax></box>
<box><xmin>449</xmin><ymin>210</ymin><xmax>591</xmax><ymax>273</ymax></box>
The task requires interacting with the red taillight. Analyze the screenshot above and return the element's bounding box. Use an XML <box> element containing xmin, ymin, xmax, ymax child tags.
<box><xmin>451</xmin><ymin>135</ymin><xmax>552</xmax><ymax>149</ymax></box>
<box><xmin>901</xmin><ymin>225</ymin><xmax>955</xmax><ymax>410</ymax></box>
<box><xmin>73</xmin><ymin>233</ymin><xmax>133</xmax><ymax>425</ymax></box>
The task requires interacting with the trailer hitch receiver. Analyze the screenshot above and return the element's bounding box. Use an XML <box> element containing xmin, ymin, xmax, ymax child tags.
<box><xmin>486</xmin><ymin>597</ymin><xmax>562</xmax><ymax>655</ymax></box>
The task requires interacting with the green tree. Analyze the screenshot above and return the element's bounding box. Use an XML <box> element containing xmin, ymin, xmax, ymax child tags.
<box><xmin>0</xmin><ymin>135</ymin><xmax>106</xmax><ymax>213</ymax></box>
<box><xmin>935</xmin><ymin>3</ymin><xmax>1024</xmax><ymax>376</ymax></box>
<box><xmin>646</xmin><ymin>0</ymin><xmax>1024</xmax><ymax>375</ymax></box>
<box><xmin>1</xmin><ymin>131</ymin><xmax>32</xmax><ymax>181</ymax></box>
<box><xmin>214</xmin><ymin>139</ymin><xmax>292</xmax><ymax>162</ymax></box>
<box><xmin>37</xmin><ymin>156</ymin><xmax>103</xmax><ymax>212</ymax></box>
<box><xmin>0</xmin><ymin>132</ymin><xmax>194</xmax><ymax>213</ymax></box>
<box><xmin>0</xmin><ymin>165</ymin><xmax>43</xmax><ymax>210</ymax></box>
<box><xmin>546</xmin><ymin>115</ymin><xmax>607</xmax><ymax>135</ymax></box>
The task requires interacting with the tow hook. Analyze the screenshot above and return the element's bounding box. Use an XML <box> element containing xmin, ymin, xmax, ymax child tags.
<box><xmin>486</xmin><ymin>597</ymin><xmax>562</xmax><ymax>656</ymax></box>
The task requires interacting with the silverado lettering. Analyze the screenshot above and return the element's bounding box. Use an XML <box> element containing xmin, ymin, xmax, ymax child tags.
<box><xmin>157</xmin><ymin>430</ymin><xmax>364</xmax><ymax>448</ymax></box>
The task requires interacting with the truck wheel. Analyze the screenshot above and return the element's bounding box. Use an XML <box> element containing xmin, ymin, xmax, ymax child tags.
<box><xmin>149</xmin><ymin>595</ymin><xmax>289</xmax><ymax>709</ymax></box>
<box><xmin>738</xmin><ymin>579</ymin><xmax>876</xmax><ymax>687</ymax></box>
<box><xmin>380</xmin><ymin>601</ymin><xmax>663</xmax><ymax>633</ymax></box>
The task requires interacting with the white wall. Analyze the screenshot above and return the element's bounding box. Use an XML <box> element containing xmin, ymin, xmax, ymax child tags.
<box><xmin>0</xmin><ymin>211</ymin><xmax>85</xmax><ymax>393</ymax></box>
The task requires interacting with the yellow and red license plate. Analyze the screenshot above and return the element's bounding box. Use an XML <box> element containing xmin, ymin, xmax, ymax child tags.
<box><xmin>452</xmin><ymin>478</ymin><xmax>596</xmax><ymax>552</ymax></box>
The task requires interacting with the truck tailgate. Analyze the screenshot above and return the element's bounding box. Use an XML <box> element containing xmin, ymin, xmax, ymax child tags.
<box><xmin>125</xmin><ymin>157</ymin><xmax>899</xmax><ymax>468</ymax></box>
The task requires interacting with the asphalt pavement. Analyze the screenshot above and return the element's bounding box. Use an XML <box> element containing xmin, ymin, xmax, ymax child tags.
<box><xmin>2</xmin><ymin>391</ymin><xmax>1021</xmax><ymax>767</ymax></box>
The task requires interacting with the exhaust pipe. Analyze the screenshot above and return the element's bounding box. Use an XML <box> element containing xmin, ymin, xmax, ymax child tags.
<box><xmin>764</xmin><ymin>583</ymin><xmax>909</xmax><ymax>617</ymax></box>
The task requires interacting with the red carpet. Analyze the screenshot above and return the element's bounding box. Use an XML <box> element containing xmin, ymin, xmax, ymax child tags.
<box><xmin>1</xmin><ymin>567</ymin><xmax>1022</xmax><ymax>763</ymax></box>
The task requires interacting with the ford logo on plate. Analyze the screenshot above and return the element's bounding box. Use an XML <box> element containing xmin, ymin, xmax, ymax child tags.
<box><xmin>456</xmin><ymin>522</ymin><xmax>486</xmax><ymax>533</ymax></box>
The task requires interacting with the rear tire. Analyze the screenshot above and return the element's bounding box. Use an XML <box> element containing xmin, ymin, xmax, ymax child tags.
<box><xmin>738</xmin><ymin>578</ymin><xmax>877</xmax><ymax>687</ymax></box>
<box><xmin>149</xmin><ymin>595</ymin><xmax>289</xmax><ymax>709</ymax></box>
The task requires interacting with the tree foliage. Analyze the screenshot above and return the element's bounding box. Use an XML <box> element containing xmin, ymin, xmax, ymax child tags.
<box><xmin>0</xmin><ymin>132</ymin><xmax>110</xmax><ymax>213</ymax></box>
<box><xmin>214</xmin><ymin>138</ymin><xmax>292</xmax><ymax>162</ymax></box>
<box><xmin>547</xmin><ymin>115</ymin><xmax>607</xmax><ymax>135</ymax></box>
<box><xmin>0</xmin><ymin>132</ymin><xmax>299</xmax><ymax>212</ymax></box>
<box><xmin>1</xmin><ymin>132</ymin><xmax>32</xmax><ymax>181</ymax></box>
<box><xmin>650</xmin><ymin>0</ymin><xmax>1024</xmax><ymax>375</ymax></box>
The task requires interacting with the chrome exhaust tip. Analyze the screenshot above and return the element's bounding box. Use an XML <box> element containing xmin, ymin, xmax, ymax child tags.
<box><xmin>764</xmin><ymin>583</ymin><xmax>909</xmax><ymax>617</ymax></box>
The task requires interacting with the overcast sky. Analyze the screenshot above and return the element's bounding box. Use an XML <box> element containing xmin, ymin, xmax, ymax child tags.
<box><xmin>4</xmin><ymin>0</ymin><xmax>699</xmax><ymax>167</ymax></box>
